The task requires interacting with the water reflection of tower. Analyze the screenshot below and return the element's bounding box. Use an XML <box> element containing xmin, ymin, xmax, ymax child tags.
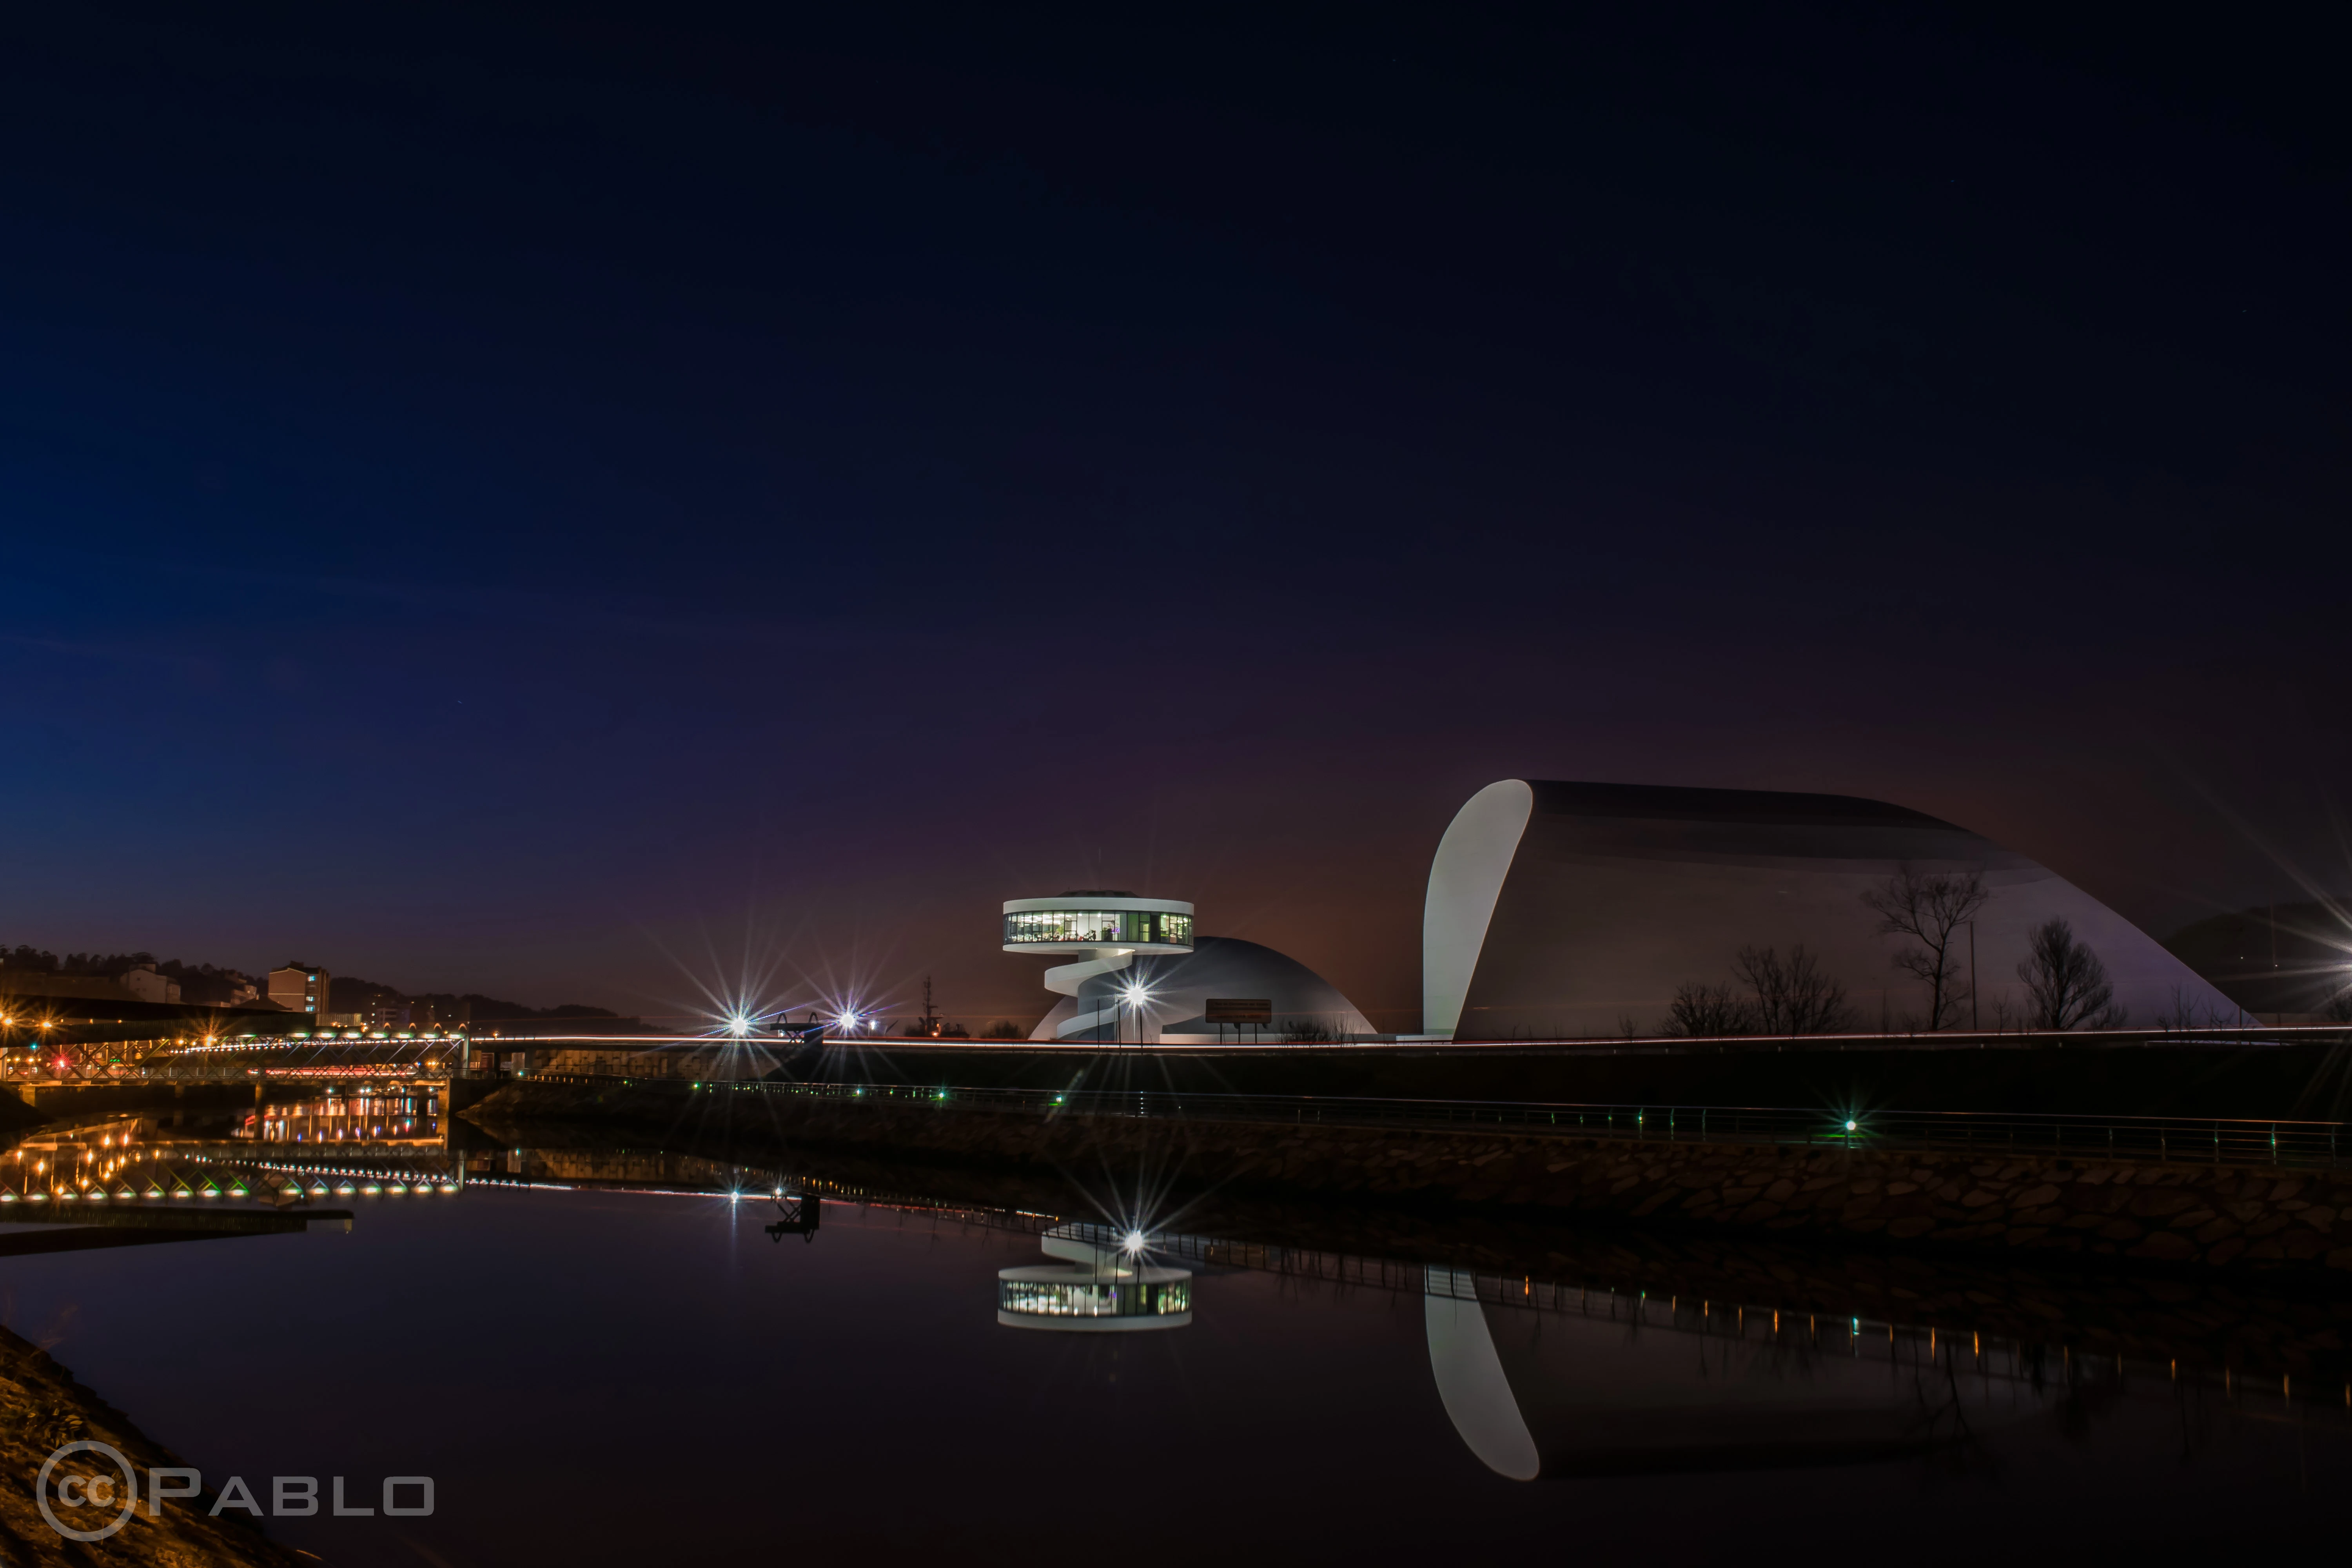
<box><xmin>1002</xmin><ymin>893</ymin><xmax>1195</xmax><ymax>1045</ymax></box>
<box><xmin>997</xmin><ymin>1225</ymin><xmax>1192</xmax><ymax>1332</ymax></box>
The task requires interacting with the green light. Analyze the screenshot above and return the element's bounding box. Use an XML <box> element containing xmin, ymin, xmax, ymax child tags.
<box><xmin>1845</xmin><ymin>1120</ymin><xmax>1857</xmax><ymax>1132</ymax></box>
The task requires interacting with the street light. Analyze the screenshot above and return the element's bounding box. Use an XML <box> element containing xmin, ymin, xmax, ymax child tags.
<box><xmin>1117</xmin><ymin>981</ymin><xmax>1153</xmax><ymax>1049</ymax></box>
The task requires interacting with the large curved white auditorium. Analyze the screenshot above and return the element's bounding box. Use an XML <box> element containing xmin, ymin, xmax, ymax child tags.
<box><xmin>1424</xmin><ymin>779</ymin><xmax>2240</xmax><ymax>1042</ymax></box>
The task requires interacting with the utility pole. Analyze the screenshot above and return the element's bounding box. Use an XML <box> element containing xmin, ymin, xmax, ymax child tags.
<box><xmin>1968</xmin><ymin>921</ymin><xmax>1979</xmax><ymax>1032</ymax></box>
<box><xmin>919</xmin><ymin>976</ymin><xmax>940</xmax><ymax>1038</ymax></box>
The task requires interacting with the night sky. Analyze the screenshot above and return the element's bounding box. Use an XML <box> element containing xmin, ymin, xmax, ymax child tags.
<box><xmin>3</xmin><ymin>5</ymin><xmax>2347</xmax><ymax>1031</ymax></box>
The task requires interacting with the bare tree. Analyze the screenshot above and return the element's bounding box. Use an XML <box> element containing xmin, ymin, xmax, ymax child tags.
<box><xmin>2016</xmin><ymin>917</ymin><xmax>2122</xmax><ymax>1029</ymax></box>
<box><xmin>1734</xmin><ymin>946</ymin><xmax>1789</xmax><ymax>1032</ymax></box>
<box><xmin>1662</xmin><ymin>982</ymin><xmax>1753</xmax><ymax>1037</ymax></box>
<box><xmin>1861</xmin><ymin>867</ymin><xmax>1990</xmax><ymax>1031</ymax></box>
<box><xmin>2156</xmin><ymin>986</ymin><xmax>2204</xmax><ymax>1033</ymax></box>
<box><xmin>1733</xmin><ymin>944</ymin><xmax>1853</xmax><ymax>1034</ymax></box>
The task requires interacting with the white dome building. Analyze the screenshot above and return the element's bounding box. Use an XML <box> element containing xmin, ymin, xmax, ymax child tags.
<box><xmin>1005</xmin><ymin>891</ymin><xmax>1372</xmax><ymax>1044</ymax></box>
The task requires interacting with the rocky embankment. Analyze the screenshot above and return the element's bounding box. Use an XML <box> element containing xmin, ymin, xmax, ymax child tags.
<box><xmin>0</xmin><ymin>1323</ymin><xmax>302</xmax><ymax>1566</ymax></box>
<box><xmin>474</xmin><ymin>1079</ymin><xmax>2352</xmax><ymax>1273</ymax></box>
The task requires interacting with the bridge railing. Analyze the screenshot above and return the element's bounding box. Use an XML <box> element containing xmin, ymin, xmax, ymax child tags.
<box><xmin>0</xmin><ymin>1031</ymin><xmax>472</xmax><ymax>1085</ymax></box>
<box><xmin>520</xmin><ymin>1072</ymin><xmax>2352</xmax><ymax>1170</ymax></box>
<box><xmin>1</xmin><ymin>1040</ymin><xmax>464</xmax><ymax>1085</ymax></box>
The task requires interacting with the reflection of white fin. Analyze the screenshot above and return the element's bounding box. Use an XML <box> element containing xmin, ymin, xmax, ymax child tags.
<box><xmin>1424</xmin><ymin>1277</ymin><xmax>1540</xmax><ymax>1481</ymax></box>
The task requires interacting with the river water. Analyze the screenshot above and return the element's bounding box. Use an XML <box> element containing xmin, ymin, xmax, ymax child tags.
<box><xmin>1</xmin><ymin>1112</ymin><xmax>2347</xmax><ymax>1564</ymax></box>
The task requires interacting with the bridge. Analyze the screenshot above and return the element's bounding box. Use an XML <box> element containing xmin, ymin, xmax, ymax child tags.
<box><xmin>0</xmin><ymin>1030</ymin><xmax>472</xmax><ymax>1089</ymax></box>
<box><xmin>0</xmin><ymin>1021</ymin><xmax>831</xmax><ymax>1093</ymax></box>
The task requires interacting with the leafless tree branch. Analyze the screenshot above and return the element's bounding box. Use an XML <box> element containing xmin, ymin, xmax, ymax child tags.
<box><xmin>1861</xmin><ymin>866</ymin><xmax>1990</xmax><ymax>1031</ymax></box>
<box><xmin>1734</xmin><ymin>943</ymin><xmax>1852</xmax><ymax>1034</ymax></box>
<box><xmin>2017</xmin><ymin>917</ymin><xmax>2122</xmax><ymax>1029</ymax></box>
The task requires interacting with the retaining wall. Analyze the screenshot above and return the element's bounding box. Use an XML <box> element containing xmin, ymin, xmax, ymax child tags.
<box><xmin>782</xmin><ymin>1038</ymin><xmax>2352</xmax><ymax>1117</ymax></box>
<box><xmin>475</xmin><ymin>1079</ymin><xmax>2352</xmax><ymax>1272</ymax></box>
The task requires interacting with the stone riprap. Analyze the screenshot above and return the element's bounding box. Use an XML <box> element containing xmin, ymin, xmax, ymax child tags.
<box><xmin>0</xmin><ymin>1324</ymin><xmax>305</xmax><ymax>1566</ymax></box>
<box><xmin>475</xmin><ymin>1079</ymin><xmax>2352</xmax><ymax>1272</ymax></box>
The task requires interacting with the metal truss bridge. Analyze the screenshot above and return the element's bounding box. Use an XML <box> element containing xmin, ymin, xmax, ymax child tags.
<box><xmin>0</xmin><ymin>1032</ymin><xmax>472</xmax><ymax>1087</ymax></box>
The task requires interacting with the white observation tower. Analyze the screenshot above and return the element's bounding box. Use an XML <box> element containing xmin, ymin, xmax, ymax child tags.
<box><xmin>1002</xmin><ymin>891</ymin><xmax>1194</xmax><ymax>1044</ymax></box>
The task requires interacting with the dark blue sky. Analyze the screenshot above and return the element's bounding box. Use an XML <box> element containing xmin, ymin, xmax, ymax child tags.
<box><xmin>3</xmin><ymin>5</ymin><xmax>2347</xmax><ymax>1029</ymax></box>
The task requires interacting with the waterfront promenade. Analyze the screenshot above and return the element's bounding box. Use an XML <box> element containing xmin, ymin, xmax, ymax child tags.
<box><xmin>474</xmin><ymin>1070</ymin><xmax>2352</xmax><ymax>1274</ymax></box>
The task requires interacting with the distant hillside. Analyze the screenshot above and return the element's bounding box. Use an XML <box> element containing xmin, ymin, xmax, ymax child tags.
<box><xmin>2163</xmin><ymin>902</ymin><xmax>2352</xmax><ymax>1019</ymax></box>
<box><xmin>327</xmin><ymin>975</ymin><xmax>618</xmax><ymax>1022</ymax></box>
<box><xmin>0</xmin><ymin>946</ymin><xmax>617</xmax><ymax>1022</ymax></box>
<box><xmin>0</xmin><ymin>946</ymin><xmax>259</xmax><ymax>1006</ymax></box>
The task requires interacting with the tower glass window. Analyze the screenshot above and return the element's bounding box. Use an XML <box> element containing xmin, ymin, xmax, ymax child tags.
<box><xmin>1005</xmin><ymin>911</ymin><xmax>1143</xmax><ymax>945</ymax></box>
<box><xmin>1001</xmin><ymin>897</ymin><xmax>1195</xmax><ymax>953</ymax></box>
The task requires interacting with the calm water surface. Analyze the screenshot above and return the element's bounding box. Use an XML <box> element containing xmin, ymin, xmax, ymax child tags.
<box><xmin>1</xmin><ymin>1123</ymin><xmax>2346</xmax><ymax>1564</ymax></box>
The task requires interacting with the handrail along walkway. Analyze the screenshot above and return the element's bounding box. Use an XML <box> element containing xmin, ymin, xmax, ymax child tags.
<box><xmin>516</xmin><ymin>1072</ymin><xmax>2351</xmax><ymax>1170</ymax></box>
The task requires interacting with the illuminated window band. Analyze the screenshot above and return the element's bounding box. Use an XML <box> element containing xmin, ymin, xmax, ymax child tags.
<box><xmin>996</xmin><ymin>1266</ymin><xmax>1193</xmax><ymax>1332</ymax></box>
<box><xmin>1003</xmin><ymin>910</ymin><xmax>1192</xmax><ymax>947</ymax></box>
<box><xmin>1001</xmin><ymin>893</ymin><xmax>1195</xmax><ymax>953</ymax></box>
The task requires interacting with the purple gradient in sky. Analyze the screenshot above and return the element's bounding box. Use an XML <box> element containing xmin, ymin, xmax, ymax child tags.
<box><xmin>1</xmin><ymin>8</ymin><xmax>2347</xmax><ymax>1027</ymax></box>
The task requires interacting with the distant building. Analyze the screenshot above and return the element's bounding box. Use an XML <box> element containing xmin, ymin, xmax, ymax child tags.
<box><xmin>0</xmin><ymin>972</ymin><xmax>139</xmax><ymax>1003</ymax></box>
<box><xmin>118</xmin><ymin>964</ymin><xmax>182</xmax><ymax>1005</ymax></box>
<box><xmin>194</xmin><ymin>970</ymin><xmax>261</xmax><ymax>1007</ymax></box>
<box><xmin>267</xmin><ymin>964</ymin><xmax>328</xmax><ymax>1024</ymax></box>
